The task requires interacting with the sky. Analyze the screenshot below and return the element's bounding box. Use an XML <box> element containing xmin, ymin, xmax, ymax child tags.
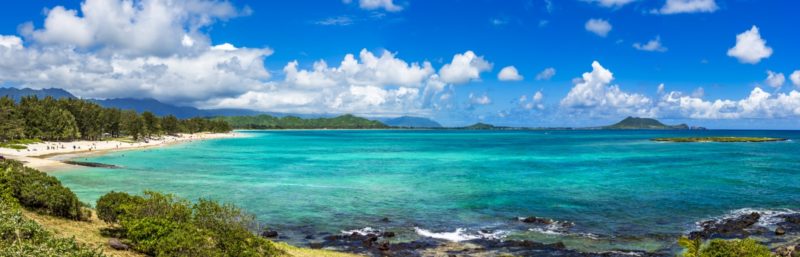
<box><xmin>0</xmin><ymin>0</ymin><xmax>798</xmax><ymax>128</ymax></box>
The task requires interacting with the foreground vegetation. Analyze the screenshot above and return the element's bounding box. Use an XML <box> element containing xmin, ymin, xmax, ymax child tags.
<box><xmin>652</xmin><ymin>137</ymin><xmax>788</xmax><ymax>143</ymax></box>
<box><xmin>0</xmin><ymin>96</ymin><xmax>230</xmax><ymax>144</ymax></box>
<box><xmin>678</xmin><ymin>236</ymin><xmax>772</xmax><ymax>257</ymax></box>
<box><xmin>0</xmin><ymin>159</ymin><xmax>363</xmax><ymax>257</ymax></box>
<box><xmin>217</xmin><ymin>114</ymin><xmax>387</xmax><ymax>129</ymax></box>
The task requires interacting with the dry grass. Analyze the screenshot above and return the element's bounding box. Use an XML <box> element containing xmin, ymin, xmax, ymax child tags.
<box><xmin>22</xmin><ymin>208</ymin><xmax>363</xmax><ymax>257</ymax></box>
<box><xmin>22</xmin><ymin>209</ymin><xmax>145</xmax><ymax>257</ymax></box>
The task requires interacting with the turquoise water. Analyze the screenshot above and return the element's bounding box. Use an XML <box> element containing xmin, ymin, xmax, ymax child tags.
<box><xmin>52</xmin><ymin>130</ymin><xmax>800</xmax><ymax>252</ymax></box>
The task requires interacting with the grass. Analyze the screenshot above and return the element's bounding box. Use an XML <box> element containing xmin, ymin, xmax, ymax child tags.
<box><xmin>652</xmin><ymin>137</ymin><xmax>788</xmax><ymax>143</ymax></box>
<box><xmin>23</xmin><ymin>208</ymin><xmax>363</xmax><ymax>257</ymax></box>
<box><xmin>0</xmin><ymin>138</ymin><xmax>43</xmax><ymax>149</ymax></box>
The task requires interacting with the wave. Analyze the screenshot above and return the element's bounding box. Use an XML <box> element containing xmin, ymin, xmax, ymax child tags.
<box><xmin>414</xmin><ymin>227</ymin><xmax>507</xmax><ymax>242</ymax></box>
<box><xmin>341</xmin><ymin>227</ymin><xmax>382</xmax><ymax>236</ymax></box>
<box><xmin>696</xmin><ymin>207</ymin><xmax>799</xmax><ymax>230</ymax></box>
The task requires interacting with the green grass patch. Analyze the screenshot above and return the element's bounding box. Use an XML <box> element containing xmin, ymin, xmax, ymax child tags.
<box><xmin>652</xmin><ymin>137</ymin><xmax>787</xmax><ymax>143</ymax></box>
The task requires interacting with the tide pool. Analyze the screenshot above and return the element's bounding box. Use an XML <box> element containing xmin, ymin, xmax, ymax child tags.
<box><xmin>51</xmin><ymin>130</ymin><xmax>800</xmax><ymax>252</ymax></box>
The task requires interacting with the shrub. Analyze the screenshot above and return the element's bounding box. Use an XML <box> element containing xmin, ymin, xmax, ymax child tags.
<box><xmin>105</xmin><ymin>191</ymin><xmax>283</xmax><ymax>257</ymax></box>
<box><xmin>0</xmin><ymin>160</ymin><xmax>85</xmax><ymax>220</ymax></box>
<box><xmin>679</xmin><ymin>236</ymin><xmax>772</xmax><ymax>257</ymax></box>
<box><xmin>0</xmin><ymin>201</ymin><xmax>104</xmax><ymax>256</ymax></box>
<box><xmin>96</xmin><ymin>191</ymin><xmax>143</xmax><ymax>224</ymax></box>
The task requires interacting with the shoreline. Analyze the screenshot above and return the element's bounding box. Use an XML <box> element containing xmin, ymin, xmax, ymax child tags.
<box><xmin>0</xmin><ymin>132</ymin><xmax>241</xmax><ymax>172</ymax></box>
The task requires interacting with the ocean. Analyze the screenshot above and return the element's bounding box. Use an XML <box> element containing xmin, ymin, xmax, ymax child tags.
<box><xmin>51</xmin><ymin>130</ymin><xmax>800</xmax><ymax>253</ymax></box>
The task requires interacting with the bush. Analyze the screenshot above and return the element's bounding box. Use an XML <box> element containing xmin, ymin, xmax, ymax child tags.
<box><xmin>104</xmin><ymin>191</ymin><xmax>283</xmax><ymax>257</ymax></box>
<box><xmin>679</xmin><ymin>236</ymin><xmax>772</xmax><ymax>257</ymax></box>
<box><xmin>0</xmin><ymin>201</ymin><xmax>105</xmax><ymax>256</ymax></box>
<box><xmin>0</xmin><ymin>160</ymin><xmax>85</xmax><ymax>220</ymax></box>
<box><xmin>96</xmin><ymin>191</ymin><xmax>143</xmax><ymax>224</ymax></box>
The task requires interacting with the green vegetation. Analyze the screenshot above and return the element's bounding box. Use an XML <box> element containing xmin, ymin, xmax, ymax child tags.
<box><xmin>652</xmin><ymin>137</ymin><xmax>787</xmax><ymax>143</ymax></box>
<box><xmin>0</xmin><ymin>201</ymin><xmax>105</xmax><ymax>257</ymax></box>
<box><xmin>0</xmin><ymin>96</ymin><xmax>231</xmax><ymax>144</ymax></box>
<box><xmin>96</xmin><ymin>191</ymin><xmax>282</xmax><ymax>257</ymax></box>
<box><xmin>0</xmin><ymin>160</ymin><xmax>87</xmax><ymax>220</ymax></box>
<box><xmin>604</xmin><ymin>116</ymin><xmax>691</xmax><ymax>130</ymax></box>
<box><xmin>217</xmin><ymin>114</ymin><xmax>388</xmax><ymax>129</ymax></box>
<box><xmin>678</xmin><ymin>237</ymin><xmax>772</xmax><ymax>257</ymax></box>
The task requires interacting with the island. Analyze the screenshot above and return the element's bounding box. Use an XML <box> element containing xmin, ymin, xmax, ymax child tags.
<box><xmin>651</xmin><ymin>137</ymin><xmax>788</xmax><ymax>143</ymax></box>
<box><xmin>603</xmin><ymin>116</ymin><xmax>699</xmax><ymax>130</ymax></box>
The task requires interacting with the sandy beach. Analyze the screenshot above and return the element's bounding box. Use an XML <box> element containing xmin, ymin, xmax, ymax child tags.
<box><xmin>0</xmin><ymin>132</ymin><xmax>240</xmax><ymax>171</ymax></box>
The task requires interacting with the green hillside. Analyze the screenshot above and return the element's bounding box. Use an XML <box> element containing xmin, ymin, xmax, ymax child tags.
<box><xmin>604</xmin><ymin>117</ymin><xmax>690</xmax><ymax>130</ymax></box>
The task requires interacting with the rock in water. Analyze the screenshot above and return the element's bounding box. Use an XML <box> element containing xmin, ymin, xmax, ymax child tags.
<box><xmin>261</xmin><ymin>230</ymin><xmax>279</xmax><ymax>238</ymax></box>
<box><xmin>690</xmin><ymin>212</ymin><xmax>761</xmax><ymax>239</ymax></box>
<box><xmin>108</xmin><ymin>238</ymin><xmax>129</xmax><ymax>250</ymax></box>
<box><xmin>776</xmin><ymin>227</ymin><xmax>786</xmax><ymax>236</ymax></box>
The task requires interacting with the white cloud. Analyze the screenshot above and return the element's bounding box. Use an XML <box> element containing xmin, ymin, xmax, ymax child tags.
<box><xmin>498</xmin><ymin>66</ymin><xmax>523</xmax><ymax>81</ymax></box>
<box><xmin>727</xmin><ymin>26</ymin><xmax>773</xmax><ymax>64</ymax></box>
<box><xmin>469</xmin><ymin>93</ymin><xmax>491</xmax><ymax>105</ymax></box>
<box><xmin>657</xmin><ymin>83</ymin><xmax>665</xmax><ymax>94</ymax></box>
<box><xmin>583</xmin><ymin>0</ymin><xmax>636</xmax><ymax>8</ymax></box>
<box><xmin>585</xmin><ymin>19</ymin><xmax>612</xmax><ymax>37</ymax></box>
<box><xmin>654</xmin><ymin>0</ymin><xmax>718</xmax><ymax>14</ymax></box>
<box><xmin>691</xmin><ymin>87</ymin><xmax>705</xmax><ymax>98</ymax></box>
<box><xmin>520</xmin><ymin>91</ymin><xmax>545</xmax><ymax>110</ymax></box>
<box><xmin>560</xmin><ymin>61</ymin><xmax>653</xmax><ymax>117</ymax></box>
<box><xmin>657</xmin><ymin>87</ymin><xmax>800</xmax><ymax>119</ymax></box>
<box><xmin>343</xmin><ymin>0</ymin><xmax>403</xmax><ymax>12</ymax></box>
<box><xmin>633</xmin><ymin>36</ymin><xmax>667</xmax><ymax>52</ymax></box>
<box><xmin>23</xmin><ymin>0</ymin><xmax>246</xmax><ymax>57</ymax></box>
<box><xmin>765</xmin><ymin>71</ymin><xmax>785</xmax><ymax>88</ymax></box>
<box><xmin>316</xmin><ymin>16</ymin><xmax>354</xmax><ymax>26</ymax></box>
<box><xmin>791</xmin><ymin>71</ymin><xmax>800</xmax><ymax>88</ymax></box>
<box><xmin>535</xmin><ymin>67</ymin><xmax>556</xmax><ymax>80</ymax></box>
<box><xmin>439</xmin><ymin>51</ymin><xmax>492</xmax><ymax>84</ymax></box>
<box><xmin>0</xmin><ymin>35</ymin><xmax>23</xmax><ymax>49</ymax></box>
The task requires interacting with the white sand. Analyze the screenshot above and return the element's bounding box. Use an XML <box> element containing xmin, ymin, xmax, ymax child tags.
<box><xmin>0</xmin><ymin>132</ymin><xmax>240</xmax><ymax>171</ymax></box>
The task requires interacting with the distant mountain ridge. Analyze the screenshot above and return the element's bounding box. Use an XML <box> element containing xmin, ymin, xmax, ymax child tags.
<box><xmin>380</xmin><ymin>116</ymin><xmax>442</xmax><ymax>128</ymax></box>
<box><xmin>603</xmin><ymin>117</ymin><xmax>695</xmax><ymax>130</ymax></box>
<box><xmin>0</xmin><ymin>87</ymin><xmax>76</xmax><ymax>101</ymax></box>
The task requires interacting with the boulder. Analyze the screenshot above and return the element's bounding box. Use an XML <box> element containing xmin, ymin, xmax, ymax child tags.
<box><xmin>260</xmin><ymin>230</ymin><xmax>279</xmax><ymax>238</ymax></box>
<box><xmin>690</xmin><ymin>212</ymin><xmax>760</xmax><ymax>239</ymax></box>
<box><xmin>108</xmin><ymin>238</ymin><xmax>129</xmax><ymax>250</ymax></box>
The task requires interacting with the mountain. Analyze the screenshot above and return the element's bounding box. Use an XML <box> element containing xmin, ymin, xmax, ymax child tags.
<box><xmin>218</xmin><ymin>114</ymin><xmax>389</xmax><ymax>129</ymax></box>
<box><xmin>604</xmin><ymin>117</ymin><xmax>691</xmax><ymax>130</ymax></box>
<box><xmin>463</xmin><ymin>122</ymin><xmax>497</xmax><ymax>130</ymax></box>
<box><xmin>0</xmin><ymin>87</ymin><xmax>76</xmax><ymax>101</ymax></box>
<box><xmin>380</xmin><ymin>116</ymin><xmax>442</xmax><ymax>128</ymax></box>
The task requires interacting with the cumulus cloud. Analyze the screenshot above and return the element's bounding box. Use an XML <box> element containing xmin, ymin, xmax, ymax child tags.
<box><xmin>654</xmin><ymin>0</ymin><xmax>718</xmax><ymax>14</ymax></box>
<box><xmin>519</xmin><ymin>91</ymin><xmax>544</xmax><ymax>110</ymax></box>
<box><xmin>585</xmin><ymin>19</ymin><xmax>612</xmax><ymax>37</ymax></box>
<box><xmin>469</xmin><ymin>93</ymin><xmax>492</xmax><ymax>105</ymax></box>
<box><xmin>498</xmin><ymin>66</ymin><xmax>523</xmax><ymax>81</ymax></box>
<box><xmin>560</xmin><ymin>61</ymin><xmax>653</xmax><ymax>117</ymax></box>
<box><xmin>439</xmin><ymin>51</ymin><xmax>492</xmax><ymax>84</ymax></box>
<box><xmin>0</xmin><ymin>35</ymin><xmax>23</xmax><ymax>49</ymax></box>
<box><xmin>22</xmin><ymin>0</ymin><xmax>247</xmax><ymax>57</ymax></box>
<box><xmin>536</xmin><ymin>67</ymin><xmax>556</xmax><ymax>80</ymax></box>
<box><xmin>343</xmin><ymin>0</ymin><xmax>403</xmax><ymax>12</ymax></box>
<box><xmin>727</xmin><ymin>26</ymin><xmax>773</xmax><ymax>64</ymax></box>
<box><xmin>657</xmin><ymin>87</ymin><xmax>800</xmax><ymax>119</ymax></box>
<box><xmin>583</xmin><ymin>0</ymin><xmax>636</xmax><ymax>8</ymax></box>
<box><xmin>792</xmin><ymin>71</ymin><xmax>800</xmax><ymax>88</ymax></box>
<box><xmin>633</xmin><ymin>36</ymin><xmax>667</xmax><ymax>52</ymax></box>
<box><xmin>765</xmin><ymin>71</ymin><xmax>785</xmax><ymax>88</ymax></box>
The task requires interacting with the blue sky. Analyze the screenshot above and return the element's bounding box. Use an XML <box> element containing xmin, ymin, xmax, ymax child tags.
<box><xmin>0</xmin><ymin>0</ymin><xmax>798</xmax><ymax>128</ymax></box>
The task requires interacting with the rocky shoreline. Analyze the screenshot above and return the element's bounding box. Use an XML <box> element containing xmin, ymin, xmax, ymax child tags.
<box><xmin>256</xmin><ymin>211</ymin><xmax>800</xmax><ymax>257</ymax></box>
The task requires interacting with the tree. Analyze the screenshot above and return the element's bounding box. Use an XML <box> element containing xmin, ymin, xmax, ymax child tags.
<box><xmin>142</xmin><ymin>112</ymin><xmax>162</xmax><ymax>138</ymax></box>
<box><xmin>0</xmin><ymin>97</ymin><xmax>25</xmax><ymax>141</ymax></box>
<box><xmin>161</xmin><ymin>115</ymin><xmax>180</xmax><ymax>135</ymax></box>
<box><xmin>121</xmin><ymin>110</ymin><xmax>147</xmax><ymax>141</ymax></box>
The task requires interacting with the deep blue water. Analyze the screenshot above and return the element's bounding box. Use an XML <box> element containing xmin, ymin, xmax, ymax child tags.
<box><xmin>52</xmin><ymin>130</ymin><xmax>800</xmax><ymax>252</ymax></box>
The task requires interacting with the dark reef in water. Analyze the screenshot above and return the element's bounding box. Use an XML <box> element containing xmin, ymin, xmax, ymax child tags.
<box><xmin>62</xmin><ymin>160</ymin><xmax>120</xmax><ymax>168</ymax></box>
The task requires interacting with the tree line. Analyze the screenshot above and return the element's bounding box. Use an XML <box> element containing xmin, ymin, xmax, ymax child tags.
<box><xmin>0</xmin><ymin>96</ymin><xmax>231</xmax><ymax>142</ymax></box>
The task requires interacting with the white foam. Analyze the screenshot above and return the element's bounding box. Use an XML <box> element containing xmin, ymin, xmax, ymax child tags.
<box><xmin>341</xmin><ymin>227</ymin><xmax>381</xmax><ymax>236</ymax></box>
<box><xmin>697</xmin><ymin>208</ymin><xmax>799</xmax><ymax>230</ymax></box>
<box><xmin>414</xmin><ymin>227</ymin><xmax>507</xmax><ymax>242</ymax></box>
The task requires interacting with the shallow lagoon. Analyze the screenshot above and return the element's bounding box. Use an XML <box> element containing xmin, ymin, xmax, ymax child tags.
<box><xmin>52</xmin><ymin>130</ymin><xmax>800</xmax><ymax>252</ymax></box>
